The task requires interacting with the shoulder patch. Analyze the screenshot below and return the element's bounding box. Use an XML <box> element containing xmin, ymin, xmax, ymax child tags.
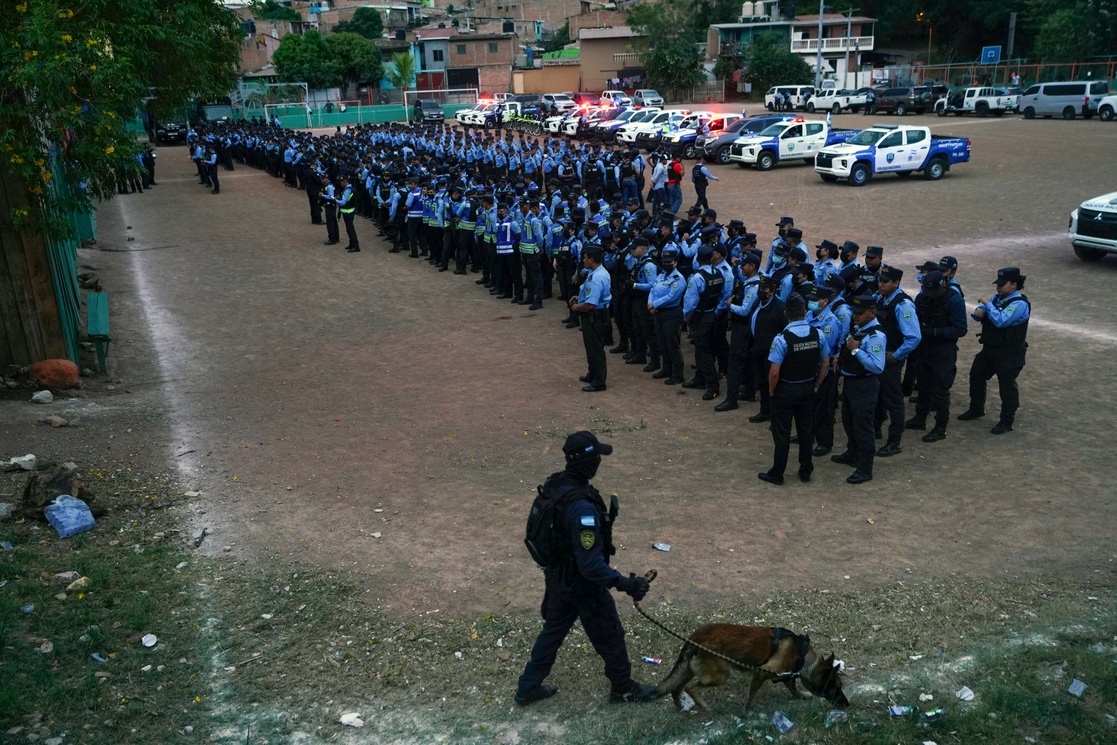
<box><xmin>580</xmin><ymin>515</ymin><xmax>596</xmax><ymax>527</ymax></box>
<box><xmin>871</xmin><ymin>344</ymin><xmax>882</xmax><ymax>354</ymax></box>
<box><xmin>579</xmin><ymin>529</ymin><xmax>596</xmax><ymax>550</ymax></box>
<box><xmin>902</xmin><ymin>310</ymin><xmax>913</xmax><ymax>320</ymax></box>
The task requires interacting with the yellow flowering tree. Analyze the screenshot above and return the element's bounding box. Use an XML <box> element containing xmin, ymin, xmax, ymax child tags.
<box><xmin>0</xmin><ymin>0</ymin><xmax>242</xmax><ymax>235</ymax></box>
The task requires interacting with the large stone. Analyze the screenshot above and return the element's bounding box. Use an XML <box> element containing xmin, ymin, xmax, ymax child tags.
<box><xmin>31</xmin><ymin>390</ymin><xmax>53</xmax><ymax>404</ymax></box>
<box><xmin>28</xmin><ymin>359</ymin><xmax>80</xmax><ymax>389</ymax></box>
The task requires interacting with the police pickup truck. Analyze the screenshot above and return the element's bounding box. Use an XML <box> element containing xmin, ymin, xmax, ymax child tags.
<box><xmin>728</xmin><ymin>118</ymin><xmax>860</xmax><ymax>170</ymax></box>
<box><xmin>934</xmin><ymin>87</ymin><xmax>1012</xmax><ymax>117</ymax></box>
<box><xmin>813</xmin><ymin>124</ymin><xmax>971</xmax><ymax>186</ymax></box>
<box><xmin>1068</xmin><ymin>192</ymin><xmax>1117</xmax><ymax>261</ymax></box>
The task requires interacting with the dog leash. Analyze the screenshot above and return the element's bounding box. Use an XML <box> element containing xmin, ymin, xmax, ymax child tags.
<box><xmin>634</xmin><ymin>570</ymin><xmax>801</xmax><ymax>681</ymax></box>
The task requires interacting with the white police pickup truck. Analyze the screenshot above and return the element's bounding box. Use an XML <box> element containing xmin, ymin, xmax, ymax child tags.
<box><xmin>1068</xmin><ymin>192</ymin><xmax>1117</xmax><ymax>261</ymax></box>
<box><xmin>729</xmin><ymin>118</ymin><xmax>860</xmax><ymax>170</ymax></box>
<box><xmin>813</xmin><ymin>124</ymin><xmax>971</xmax><ymax>186</ymax></box>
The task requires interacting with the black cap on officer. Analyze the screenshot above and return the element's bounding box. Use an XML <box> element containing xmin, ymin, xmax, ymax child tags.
<box><xmin>807</xmin><ymin>283</ymin><xmax>833</xmax><ymax>300</ymax></box>
<box><xmin>848</xmin><ymin>294</ymin><xmax>877</xmax><ymax>312</ymax></box>
<box><xmin>865</xmin><ymin>245</ymin><xmax>884</xmax><ymax>259</ymax></box>
<box><xmin>776</xmin><ymin>216</ymin><xmax>794</xmax><ymax>227</ymax></box>
<box><xmin>880</xmin><ymin>264</ymin><xmax>904</xmax><ymax>281</ymax></box>
<box><xmin>917</xmin><ymin>260</ymin><xmax>939</xmax><ymax>273</ymax></box>
<box><xmin>939</xmin><ymin>255</ymin><xmax>959</xmax><ymax>270</ymax></box>
<box><xmin>786</xmin><ymin>226</ymin><xmax>803</xmax><ymax>242</ymax></box>
<box><xmin>922</xmin><ymin>270</ymin><xmax>945</xmax><ymax>289</ymax></box>
<box><xmin>785</xmin><ymin>292</ymin><xmax>806</xmax><ymax>314</ymax></box>
<box><xmin>563</xmin><ymin>431</ymin><xmax>613</xmax><ymax>460</ymax></box>
<box><xmin>840</xmin><ymin>240</ymin><xmax>859</xmax><ymax>255</ymax></box>
<box><xmin>742</xmin><ymin>253</ymin><xmax>761</xmax><ymax>268</ymax></box>
<box><xmin>994</xmin><ymin>267</ymin><xmax>1025</xmax><ymax>286</ymax></box>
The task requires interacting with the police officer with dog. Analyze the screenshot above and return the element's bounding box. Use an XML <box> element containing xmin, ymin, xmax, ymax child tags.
<box><xmin>516</xmin><ymin>431</ymin><xmax>657</xmax><ymax>706</ymax></box>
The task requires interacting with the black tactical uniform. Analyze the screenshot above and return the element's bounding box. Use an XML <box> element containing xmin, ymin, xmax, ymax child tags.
<box><xmin>516</xmin><ymin>432</ymin><xmax>656</xmax><ymax>706</ymax></box>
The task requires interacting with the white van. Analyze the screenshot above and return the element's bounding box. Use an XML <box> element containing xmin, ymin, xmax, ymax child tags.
<box><xmin>765</xmin><ymin>85</ymin><xmax>815</xmax><ymax>111</ymax></box>
<box><xmin>1018</xmin><ymin>80</ymin><xmax>1110</xmax><ymax>120</ymax></box>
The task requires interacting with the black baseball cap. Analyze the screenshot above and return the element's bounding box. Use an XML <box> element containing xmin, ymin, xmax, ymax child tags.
<box><xmin>563</xmin><ymin>431</ymin><xmax>613</xmax><ymax>458</ymax></box>
<box><xmin>865</xmin><ymin>245</ymin><xmax>884</xmax><ymax>259</ymax></box>
<box><xmin>848</xmin><ymin>294</ymin><xmax>877</xmax><ymax>312</ymax></box>
<box><xmin>939</xmin><ymin>255</ymin><xmax>959</xmax><ymax>270</ymax></box>
<box><xmin>880</xmin><ymin>264</ymin><xmax>903</xmax><ymax>281</ymax></box>
<box><xmin>994</xmin><ymin>267</ymin><xmax>1025</xmax><ymax>286</ymax></box>
<box><xmin>917</xmin><ymin>260</ymin><xmax>939</xmax><ymax>272</ymax></box>
<box><xmin>922</xmin><ymin>270</ymin><xmax>945</xmax><ymax>289</ymax></box>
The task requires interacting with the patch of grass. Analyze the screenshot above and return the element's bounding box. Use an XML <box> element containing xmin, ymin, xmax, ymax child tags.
<box><xmin>0</xmin><ymin>468</ymin><xmax>209</xmax><ymax>744</ymax></box>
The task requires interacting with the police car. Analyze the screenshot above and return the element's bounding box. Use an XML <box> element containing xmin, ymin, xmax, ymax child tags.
<box><xmin>1068</xmin><ymin>192</ymin><xmax>1117</xmax><ymax>261</ymax></box>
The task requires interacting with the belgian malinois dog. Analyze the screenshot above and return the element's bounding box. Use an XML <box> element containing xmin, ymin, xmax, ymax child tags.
<box><xmin>656</xmin><ymin>624</ymin><xmax>849</xmax><ymax>712</ymax></box>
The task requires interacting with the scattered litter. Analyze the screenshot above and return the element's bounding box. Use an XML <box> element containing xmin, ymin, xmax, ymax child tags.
<box><xmin>94</xmin><ymin>671</ymin><xmax>111</xmax><ymax>680</ymax></box>
<box><xmin>0</xmin><ymin>541</ymin><xmax>12</xmax><ymax>552</ymax></box>
<box><xmin>31</xmin><ymin>390</ymin><xmax>54</xmax><ymax>404</ymax></box>
<box><xmin>922</xmin><ymin>741</ymin><xmax>939</xmax><ymax>745</ymax></box>
<box><xmin>866</xmin><ymin>518</ymin><xmax>874</xmax><ymax>524</ymax></box>
<box><xmin>454</xmin><ymin>651</ymin><xmax>463</xmax><ymax>660</ymax></box>
<box><xmin>652</xmin><ymin>542</ymin><xmax>671</xmax><ymax>552</ymax></box>
<box><xmin>1088</xmin><ymin>596</ymin><xmax>1098</xmax><ymax>601</ymax></box>
<box><xmin>44</xmin><ymin>495</ymin><xmax>96</xmax><ymax>538</ymax></box>
<box><xmin>91</xmin><ymin>653</ymin><xmax>108</xmax><ymax>663</ymax></box>
<box><xmin>496</xmin><ymin>638</ymin><xmax>503</xmax><ymax>648</ymax></box>
<box><xmin>52</xmin><ymin>571</ymin><xmax>81</xmax><ymax>585</ymax></box>
<box><xmin>909</xmin><ymin>654</ymin><xmax>923</xmax><ymax>660</ymax></box>
<box><xmin>679</xmin><ymin>691</ymin><xmax>695</xmax><ymax>712</ymax></box>
<box><xmin>2</xmin><ymin>454</ymin><xmax>38</xmax><ymax>471</ymax></box>
<box><xmin>261</xmin><ymin>614</ymin><xmax>273</xmax><ymax>620</ymax></box>
<box><xmin>889</xmin><ymin>705</ymin><xmax>912</xmax><ymax>717</ymax></box>
<box><xmin>192</xmin><ymin>527</ymin><xmax>209</xmax><ymax>547</ymax></box>
<box><xmin>825</xmin><ymin>710</ymin><xmax>848</xmax><ymax>728</ymax></box>
<box><xmin>922</xmin><ymin>708</ymin><xmax>946</xmax><ymax>720</ymax></box>
<box><xmin>141</xmin><ymin>665</ymin><xmax>152</xmax><ymax>672</ymax></box>
<box><xmin>1105</xmin><ymin>713</ymin><xmax>1115</xmax><ymax>726</ymax></box>
<box><xmin>371</xmin><ymin>532</ymin><xmax>382</xmax><ymax>539</ymax></box>
<box><xmin>39</xmin><ymin>641</ymin><xmax>54</xmax><ymax>654</ymax></box>
<box><xmin>339</xmin><ymin>713</ymin><xmax>364</xmax><ymax>728</ymax></box>
<box><xmin>54</xmin><ymin>592</ymin><xmax>66</xmax><ymax>601</ymax></box>
<box><xmin>956</xmin><ymin>686</ymin><xmax>975</xmax><ymax>702</ymax></box>
<box><xmin>176</xmin><ymin>562</ymin><xmax>188</xmax><ymax>570</ymax></box>
<box><xmin>45</xmin><ymin>738</ymin><xmax>64</xmax><ymax>745</ymax></box>
<box><xmin>1068</xmin><ymin>679</ymin><xmax>1087</xmax><ymax>698</ymax></box>
<box><xmin>919</xmin><ymin>693</ymin><xmax>934</xmax><ymax>702</ymax></box>
<box><xmin>374</xmin><ymin>508</ymin><xmax>383</xmax><ymax>513</ymax></box>
<box><xmin>66</xmin><ymin>576</ymin><xmax>91</xmax><ymax>592</ymax></box>
<box><xmin>0</xmin><ymin>503</ymin><xmax>16</xmax><ymax>521</ymax></box>
<box><xmin>20</xmin><ymin>604</ymin><xmax>34</xmax><ymax>614</ymax></box>
<box><xmin>142</xmin><ymin>634</ymin><xmax>158</xmax><ymax>648</ymax></box>
<box><xmin>771</xmin><ymin>711</ymin><xmax>794</xmax><ymax>734</ymax></box>
<box><xmin>641</xmin><ymin>656</ymin><xmax>662</xmax><ymax>664</ymax></box>
<box><xmin>183</xmin><ymin>491</ymin><xmax>201</xmax><ymax>498</ymax></box>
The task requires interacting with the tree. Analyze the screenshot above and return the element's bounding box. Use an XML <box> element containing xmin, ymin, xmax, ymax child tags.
<box><xmin>385</xmin><ymin>51</ymin><xmax>416</xmax><ymax>92</ymax></box>
<box><xmin>627</xmin><ymin>0</ymin><xmax>696</xmax><ymax>43</ymax></box>
<box><xmin>712</xmin><ymin>56</ymin><xmax>738</xmax><ymax>82</ymax></box>
<box><xmin>255</xmin><ymin>0</ymin><xmax>301</xmax><ymax>22</ymax></box>
<box><xmin>543</xmin><ymin>22</ymin><xmax>571</xmax><ymax>54</ymax></box>
<box><xmin>739</xmin><ymin>32</ymin><xmax>813</xmax><ymax>96</ymax></box>
<box><xmin>0</xmin><ymin>0</ymin><xmax>241</xmax><ymax>237</ymax></box>
<box><xmin>642</xmin><ymin>41</ymin><xmax>708</xmax><ymax>97</ymax></box>
<box><xmin>273</xmin><ymin>30</ymin><xmax>341</xmax><ymax>90</ymax></box>
<box><xmin>1027</xmin><ymin>0</ymin><xmax>1116</xmax><ymax>62</ymax></box>
<box><xmin>326</xmin><ymin>32</ymin><xmax>383</xmax><ymax>99</ymax></box>
<box><xmin>333</xmin><ymin>7</ymin><xmax>384</xmax><ymax>40</ymax></box>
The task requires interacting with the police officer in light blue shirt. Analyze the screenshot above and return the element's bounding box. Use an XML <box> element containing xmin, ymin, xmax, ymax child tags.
<box><xmin>570</xmin><ymin>245</ymin><xmax>612</xmax><ymax>392</ymax></box>
<box><xmin>806</xmin><ymin>284</ymin><xmax>842</xmax><ymax>454</ymax></box>
<box><xmin>959</xmin><ymin>267</ymin><xmax>1030</xmax><ymax>434</ymax></box>
<box><xmin>648</xmin><ymin>246</ymin><xmax>686</xmax><ymax>384</ymax></box>
<box><xmin>872</xmin><ymin>265</ymin><xmax>921</xmax><ymax>455</ymax></box>
<box><xmin>835</xmin><ymin>294</ymin><xmax>887</xmax><ymax>484</ymax></box>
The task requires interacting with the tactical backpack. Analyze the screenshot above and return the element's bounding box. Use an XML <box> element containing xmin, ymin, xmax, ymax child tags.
<box><xmin>524</xmin><ymin>478</ymin><xmax>584</xmax><ymax>568</ymax></box>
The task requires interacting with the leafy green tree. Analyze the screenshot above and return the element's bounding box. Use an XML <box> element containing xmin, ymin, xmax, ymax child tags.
<box><xmin>543</xmin><ymin>21</ymin><xmax>571</xmax><ymax>54</ymax></box>
<box><xmin>385</xmin><ymin>51</ymin><xmax>416</xmax><ymax>91</ymax></box>
<box><xmin>326</xmin><ymin>32</ymin><xmax>383</xmax><ymax>99</ymax></box>
<box><xmin>712</xmin><ymin>55</ymin><xmax>738</xmax><ymax>82</ymax></box>
<box><xmin>627</xmin><ymin>0</ymin><xmax>696</xmax><ymax>43</ymax></box>
<box><xmin>273</xmin><ymin>29</ymin><xmax>341</xmax><ymax>90</ymax></box>
<box><xmin>333</xmin><ymin>7</ymin><xmax>384</xmax><ymax>40</ymax></box>
<box><xmin>0</xmin><ymin>0</ymin><xmax>241</xmax><ymax>236</ymax></box>
<box><xmin>1027</xmin><ymin>0</ymin><xmax>1115</xmax><ymax>62</ymax></box>
<box><xmin>740</xmin><ymin>32</ymin><xmax>813</xmax><ymax>95</ymax></box>
<box><xmin>255</xmin><ymin>0</ymin><xmax>301</xmax><ymax>22</ymax></box>
<box><xmin>642</xmin><ymin>41</ymin><xmax>708</xmax><ymax>97</ymax></box>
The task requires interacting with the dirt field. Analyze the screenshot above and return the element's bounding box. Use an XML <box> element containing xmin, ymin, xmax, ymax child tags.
<box><xmin>4</xmin><ymin>111</ymin><xmax>1117</xmax><ymax>629</ymax></box>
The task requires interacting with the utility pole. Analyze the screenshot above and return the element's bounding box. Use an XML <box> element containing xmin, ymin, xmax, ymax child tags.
<box><xmin>1006</xmin><ymin>11</ymin><xmax>1017</xmax><ymax>85</ymax></box>
<box><xmin>843</xmin><ymin>7</ymin><xmax>860</xmax><ymax>90</ymax></box>
<box><xmin>815</xmin><ymin>0</ymin><xmax>824</xmax><ymax>90</ymax></box>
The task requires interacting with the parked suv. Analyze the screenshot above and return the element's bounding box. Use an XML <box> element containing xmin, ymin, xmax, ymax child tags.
<box><xmin>699</xmin><ymin>115</ymin><xmax>797</xmax><ymax>164</ymax></box>
<box><xmin>875</xmin><ymin>86</ymin><xmax>932</xmax><ymax>115</ymax></box>
<box><xmin>154</xmin><ymin>120</ymin><xmax>187</xmax><ymax>144</ymax></box>
<box><xmin>413</xmin><ymin>99</ymin><xmax>444</xmax><ymax>123</ymax></box>
<box><xmin>633</xmin><ymin>89</ymin><xmax>664</xmax><ymax>107</ymax></box>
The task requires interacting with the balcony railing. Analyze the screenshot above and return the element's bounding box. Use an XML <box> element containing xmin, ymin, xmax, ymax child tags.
<box><xmin>791</xmin><ymin>36</ymin><xmax>874</xmax><ymax>54</ymax></box>
<box><xmin>613</xmin><ymin>52</ymin><xmax>644</xmax><ymax>64</ymax></box>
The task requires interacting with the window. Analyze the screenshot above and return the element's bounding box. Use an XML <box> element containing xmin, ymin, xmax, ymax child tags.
<box><xmin>782</xmin><ymin>125</ymin><xmax>803</xmax><ymax>138</ymax></box>
<box><xmin>906</xmin><ymin>129</ymin><xmax>926</xmax><ymax>145</ymax></box>
<box><xmin>432</xmin><ymin>49</ymin><xmax>444</xmax><ymax>62</ymax></box>
<box><xmin>879</xmin><ymin>132</ymin><xmax>903</xmax><ymax>148</ymax></box>
<box><xmin>1023</xmin><ymin>85</ymin><xmax>1040</xmax><ymax>96</ymax></box>
<box><xmin>488</xmin><ymin>42</ymin><xmax>498</xmax><ymax>53</ymax></box>
<box><xmin>456</xmin><ymin>44</ymin><xmax>466</xmax><ymax>54</ymax></box>
<box><xmin>1044</xmin><ymin>84</ymin><xmax>1085</xmax><ymax>96</ymax></box>
<box><xmin>805</xmin><ymin>123</ymin><xmax>823</xmax><ymax>136</ymax></box>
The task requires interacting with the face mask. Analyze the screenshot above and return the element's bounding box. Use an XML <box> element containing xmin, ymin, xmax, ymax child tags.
<box><xmin>916</xmin><ymin>273</ymin><xmax>924</xmax><ymax>284</ymax></box>
<box><xmin>772</xmin><ymin>255</ymin><xmax>786</xmax><ymax>266</ymax></box>
<box><xmin>808</xmin><ymin>301</ymin><xmax>821</xmax><ymax>312</ymax></box>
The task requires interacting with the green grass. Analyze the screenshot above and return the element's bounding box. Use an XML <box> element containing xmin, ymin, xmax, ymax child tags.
<box><xmin>0</xmin><ymin>470</ymin><xmax>210</xmax><ymax>744</ymax></box>
<box><xmin>3</xmin><ymin>467</ymin><xmax>1115</xmax><ymax>743</ymax></box>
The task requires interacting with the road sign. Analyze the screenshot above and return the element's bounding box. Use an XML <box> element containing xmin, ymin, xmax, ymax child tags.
<box><xmin>981</xmin><ymin>46</ymin><xmax>1002</xmax><ymax>65</ymax></box>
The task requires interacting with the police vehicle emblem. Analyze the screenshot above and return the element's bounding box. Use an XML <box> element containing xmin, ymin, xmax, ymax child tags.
<box><xmin>886</xmin><ymin>153</ymin><xmax>895</xmax><ymax>164</ymax></box>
